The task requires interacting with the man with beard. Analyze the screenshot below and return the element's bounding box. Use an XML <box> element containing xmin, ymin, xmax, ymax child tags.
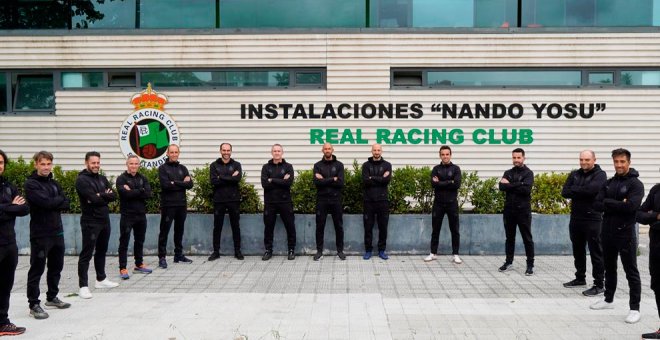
<box><xmin>590</xmin><ymin>148</ymin><xmax>643</xmax><ymax>325</ymax></box>
<box><xmin>362</xmin><ymin>144</ymin><xmax>392</xmax><ymax>260</ymax></box>
<box><xmin>0</xmin><ymin>149</ymin><xmax>28</xmax><ymax>335</ymax></box>
<box><xmin>498</xmin><ymin>148</ymin><xmax>535</xmax><ymax>275</ymax></box>
<box><xmin>637</xmin><ymin>179</ymin><xmax>660</xmax><ymax>338</ymax></box>
<box><xmin>158</xmin><ymin>144</ymin><xmax>194</xmax><ymax>268</ymax></box>
<box><xmin>24</xmin><ymin>151</ymin><xmax>71</xmax><ymax>319</ymax></box>
<box><xmin>313</xmin><ymin>143</ymin><xmax>345</xmax><ymax>261</ymax></box>
<box><xmin>208</xmin><ymin>143</ymin><xmax>243</xmax><ymax>261</ymax></box>
<box><xmin>75</xmin><ymin>151</ymin><xmax>118</xmax><ymax>299</ymax></box>
<box><xmin>116</xmin><ymin>155</ymin><xmax>153</xmax><ymax>280</ymax></box>
<box><xmin>561</xmin><ymin>150</ymin><xmax>606</xmax><ymax>296</ymax></box>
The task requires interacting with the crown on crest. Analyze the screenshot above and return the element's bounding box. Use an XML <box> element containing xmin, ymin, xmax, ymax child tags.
<box><xmin>131</xmin><ymin>83</ymin><xmax>168</xmax><ymax>110</ymax></box>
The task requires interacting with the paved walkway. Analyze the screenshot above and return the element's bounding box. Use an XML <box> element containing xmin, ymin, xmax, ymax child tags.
<box><xmin>6</xmin><ymin>236</ymin><xmax>657</xmax><ymax>340</ymax></box>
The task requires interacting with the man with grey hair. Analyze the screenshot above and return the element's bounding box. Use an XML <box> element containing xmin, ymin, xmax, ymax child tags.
<box><xmin>561</xmin><ymin>150</ymin><xmax>606</xmax><ymax>296</ymax></box>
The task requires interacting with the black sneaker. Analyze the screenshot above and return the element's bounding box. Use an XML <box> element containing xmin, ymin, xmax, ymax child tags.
<box><xmin>563</xmin><ymin>279</ymin><xmax>587</xmax><ymax>288</ymax></box>
<box><xmin>0</xmin><ymin>323</ymin><xmax>26</xmax><ymax>336</ymax></box>
<box><xmin>337</xmin><ymin>252</ymin><xmax>346</xmax><ymax>260</ymax></box>
<box><xmin>642</xmin><ymin>328</ymin><xmax>660</xmax><ymax>339</ymax></box>
<box><xmin>262</xmin><ymin>251</ymin><xmax>273</xmax><ymax>261</ymax></box>
<box><xmin>29</xmin><ymin>304</ymin><xmax>49</xmax><ymax>320</ymax></box>
<box><xmin>234</xmin><ymin>250</ymin><xmax>244</xmax><ymax>260</ymax></box>
<box><xmin>158</xmin><ymin>257</ymin><xmax>168</xmax><ymax>269</ymax></box>
<box><xmin>525</xmin><ymin>266</ymin><xmax>534</xmax><ymax>276</ymax></box>
<box><xmin>313</xmin><ymin>252</ymin><xmax>323</xmax><ymax>261</ymax></box>
<box><xmin>207</xmin><ymin>252</ymin><xmax>220</xmax><ymax>261</ymax></box>
<box><xmin>498</xmin><ymin>262</ymin><xmax>512</xmax><ymax>272</ymax></box>
<box><xmin>45</xmin><ymin>297</ymin><xmax>71</xmax><ymax>309</ymax></box>
<box><xmin>287</xmin><ymin>250</ymin><xmax>295</xmax><ymax>260</ymax></box>
<box><xmin>174</xmin><ymin>255</ymin><xmax>193</xmax><ymax>264</ymax></box>
<box><xmin>582</xmin><ymin>285</ymin><xmax>605</xmax><ymax>297</ymax></box>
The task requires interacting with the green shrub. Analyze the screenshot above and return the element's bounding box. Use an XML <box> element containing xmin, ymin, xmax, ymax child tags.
<box><xmin>291</xmin><ymin>169</ymin><xmax>315</xmax><ymax>213</ymax></box>
<box><xmin>532</xmin><ymin>172</ymin><xmax>570</xmax><ymax>214</ymax></box>
<box><xmin>3</xmin><ymin>156</ymin><xmax>33</xmax><ymax>195</ymax></box>
<box><xmin>458</xmin><ymin>171</ymin><xmax>480</xmax><ymax>212</ymax></box>
<box><xmin>471</xmin><ymin>177</ymin><xmax>505</xmax><ymax>214</ymax></box>
<box><xmin>141</xmin><ymin>167</ymin><xmax>162</xmax><ymax>214</ymax></box>
<box><xmin>389</xmin><ymin>165</ymin><xmax>416</xmax><ymax>213</ymax></box>
<box><xmin>52</xmin><ymin>166</ymin><xmax>81</xmax><ymax>213</ymax></box>
<box><xmin>342</xmin><ymin>160</ymin><xmax>363</xmax><ymax>214</ymax></box>
<box><xmin>189</xmin><ymin>165</ymin><xmax>262</xmax><ymax>214</ymax></box>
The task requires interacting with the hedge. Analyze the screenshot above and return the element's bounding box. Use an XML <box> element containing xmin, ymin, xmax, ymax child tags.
<box><xmin>4</xmin><ymin>157</ymin><xmax>571</xmax><ymax>214</ymax></box>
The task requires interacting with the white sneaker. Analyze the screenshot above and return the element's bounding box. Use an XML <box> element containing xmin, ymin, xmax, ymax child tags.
<box><xmin>424</xmin><ymin>253</ymin><xmax>437</xmax><ymax>262</ymax></box>
<box><xmin>452</xmin><ymin>255</ymin><xmax>463</xmax><ymax>264</ymax></box>
<box><xmin>625</xmin><ymin>310</ymin><xmax>641</xmax><ymax>324</ymax></box>
<box><xmin>95</xmin><ymin>279</ymin><xmax>119</xmax><ymax>289</ymax></box>
<box><xmin>590</xmin><ymin>300</ymin><xmax>614</xmax><ymax>310</ymax></box>
<box><xmin>78</xmin><ymin>287</ymin><xmax>92</xmax><ymax>299</ymax></box>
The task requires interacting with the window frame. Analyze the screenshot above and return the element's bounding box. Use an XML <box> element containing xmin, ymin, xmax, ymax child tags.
<box><xmin>9</xmin><ymin>72</ymin><xmax>56</xmax><ymax>114</ymax></box>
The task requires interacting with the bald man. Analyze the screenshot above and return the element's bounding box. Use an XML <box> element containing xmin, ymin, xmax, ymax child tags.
<box><xmin>561</xmin><ymin>150</ymin><xmax>607</xmax><ymax>296</ymax></box>
<box><xmin>313</xmin><ymin>143</ymin><xmax>345</xmax><ymax>261</ymax></box>
<box><xmin>362</xmin><ymin>144</ymin><xmax>392</xmax><ymax>260</ymax></box>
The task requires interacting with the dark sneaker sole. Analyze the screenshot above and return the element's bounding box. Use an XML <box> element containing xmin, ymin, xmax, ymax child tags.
<box><xmin>29</xmin><ymin>313</ymin><xmax>49</xmax><ymax>320</ymax></box>
<box><xmin>44</xmin><ymin>303</ymin><xmax>71</xmax><ymax>309</ymax></box>
<box><xmin>0</xmin><ymin>331</ymin><xmax>26</xmax><ymax>336</ymax></box>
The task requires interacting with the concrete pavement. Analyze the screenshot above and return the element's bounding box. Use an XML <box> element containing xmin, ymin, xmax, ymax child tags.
<box><xmin>5</xmin><ymin>237</ymin><xmax>658</xmax><ymax>340</ymax></box>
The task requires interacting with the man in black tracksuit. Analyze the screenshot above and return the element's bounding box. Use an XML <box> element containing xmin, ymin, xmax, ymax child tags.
<box><xmin>158</xmin><ymin>144</ymin><xmax>194</xmax><ymax>268</ymax></box>
<box><xmin>75</xmin><ymin>151</ymin><xmax>118</xmax><ymax>299</ymax></box>
<box><xmin>498</xmin><ymin>148</ymin><xmax>535</xmax><ymax>275</ymax></box>
<box><xmin>426</xmin><ymin>145</ymin><xmax>462</xmax><ymax>264</ymax></box>
<box><xmin>208</xmin><ymin>143</ymin><xmax>243</xmax><ymax>261</ymax></box>
<box><xmin>24</xmin><ymin>151</ymin><xmax>71</xmax><ymax>319</ymax></box>
<box><xmin>637</xmin><ymin>182</ymin><xmax>660</xmax><ymax>338</ymax></box>
<box><xmin>590</xmin><ymin>148</ymin><xmax>643</xmax><ymax>325</ymax></box>
<box><xmin>313</xmin><ymin>143</ymin><xmax>345</xmax><ymax>261</ymax></box>
<box><xmin>362</xmin><ymin>143</ymin><xmax>392</xmax><ymax>260</ymax></box>
<box><xmin>116</xmin><ymin>155</ymin><xmax>153</xmax><ymax>279</ymax></box>
<box><xmin>261</xmin><ymin>144</ymin><xmax>296</xmax><ymax>261</ymax></box>
<box><xmin>0</xmin><ymin>150</ymin><xmax>28</xmax><ymax>336</ymax></box>
<box><xmin>561</xmin><ymin>150</ymin><xmax>607</xmax><ymax>296</ymax></box>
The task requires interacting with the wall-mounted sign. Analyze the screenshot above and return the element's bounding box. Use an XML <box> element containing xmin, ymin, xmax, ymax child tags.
<box><xmin>119</xmin><ymin>84</ymin><xmax>179</xmax><ymax>168</ymax></box>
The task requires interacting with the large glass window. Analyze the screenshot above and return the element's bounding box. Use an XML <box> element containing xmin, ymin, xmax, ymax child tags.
<box><xmin>522</xmin><ymin>0</ymin><xmax>655</xmax><ymax>27</ymax></box>
<box><xmin>12</xmin><ymin>74</ymin><xmax>55</xmax><ymax>111</ymax></box>
<box><xmin>370</xmin><ymin>0</ymin><xmax>517</xmax><ymax>28</ymax></box>
<box><xmin>140</xmin><ymin>0</ymin><xmax>214</xmax><ymax>28</ymax></box>
<box><xmin>61</xmin><ymin>72</ymin><xmax>103</xmax><ymax>88</ymax></box>
<box><xmin>220</xmin><ymin>0</ymin><xmax>365</xmax><ymax>28</ymax></box>
<box><xmin>427</xmin><ymin>70</ymin><xmax>582</xmax><ymax>87</ymax></box>
<box><xmin>141</xmin><ymin>71</ymin><xmax>290</xmax><ymax>88</ymax></box>
<box><xmin>0</xmin><ymin>73</ymin><xmax>7</xmax><ymax>112</ymax></box>
<box><xmin>0</xmin><ymin>0</ymin><xmax>69</xmax><ymax>29</ymax></box>
<box><xmin>72</xmin><ymin>0</ymin><xmax>136</xmax><ymax>29</ymax></box>
<box><xmin>621</xmin><ymin>71</ymin><xmax>660</xmax><ymax>86</ymax></box>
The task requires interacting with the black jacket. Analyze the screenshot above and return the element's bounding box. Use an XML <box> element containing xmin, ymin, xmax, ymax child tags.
<box><xmin>75</xmin><ymin>169</ymin><xmax>116</xmax><ymax>222</ymax></box>
<box><xmin>116</xmin><ymin>171</ymin><xmax>152</xmax><ymax>216</ymax></box>
<box><xmin>431</xmin><ymin>162</ymin><xmax>461</xmax><ymax>204</ymax></box>
<box><xmin>362</xmin><ymin>157</ymin><xmax>392</xmax><ymax>202</ymax></box>
<box><xmin>0</xmin><ymin>176</ymin><xmax>29</xmax><ymax>245</ymax></box>
<box><xmin>637</xmin><ymin>183</ymin><xmax>660</xmax><ymax>231</ymax></box>
<box><xmin>594</xmin><ymin>168</ymin><xmax>644</xmax><ymax>236</ymax></box>
<box><xmin>561</xmin><ymin>164</ymin><xmax>607</xmax><ymax>221</ymax></box>
<box><xmin>261</xmin><ymin>159</ymin><xmax>294</xmax><ymax>204</ymax></box>
<box><xmin>210</xmin><ymin>158</ymin><xmax>242</xmax><ymax>203</ymax></box>
<box><xmin>313</xmin><ymin>155</ymin><xmax>344</xmax><ymax>202</ymax></box>
<box><xmin>499</xmin><ymin>165</ymin><xmax>534</xmax><ymax>211</ymax></box>
<box><xmin>159</xmin><ymin>160</ymin><xmax>193</xmax><ymax>208</ymax></box>
<box><xmin>24</xmin><ymin>171</ymin><xmax>69</xmax><ymax>238</ymax></box>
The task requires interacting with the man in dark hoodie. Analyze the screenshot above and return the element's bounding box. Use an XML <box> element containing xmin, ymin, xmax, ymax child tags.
<box><xmin>313</xmin><ymin>143</ymin><xmax>345</xmax><ymax>261</ymax></box>
<box><xmin>158</xmin><ymin>144</ymin><xmax>194</xmax><ymax>268</ymax></box>
<box><xmin>424</xmin><ymin>145</ymin><xmax>462</xmax><ymax>265</ymax></box>
<box><xmin>208</xmin><ymin>143</ymin><xmax>243</xmax><ymax>261</ymax></box>
<box><xmin>637</xmin><ymin>180</ymin><xmax>660</xmax><ymax>338</ymax></box>
<box><xmin>261</xmin><ymin>144</ymin><xmax>296</xmax><ymax>261</ymax></box>
<box><xmin>590</xmin><ymin>148</ymin><xmax>643</xmax><ymax>325</ymax></box>
<box><xmin>24</xmin><ymin>151</ymin><xmax>71</xmax><ymax>319</ymax></box>
<box><xmin>362</xmin><ymin>143</ymin><xmax>392</xmax><ymax>260</ymax></box>
<box><xmin>498</xmin><ymin>148</ymin><xmax>535</xmax><ymax>275</ymax></box>
<box><xmin>75</xmin><ymin>151</ymin><xmax>118</xmax><ymax>300</ymax></box>
<box><xmin>116</xmin><ymin>155</ymin><xmax>153</xmax><ymax>280</ymax></box>
<box><xmin>0</xmin><ymin>149</ymin><xmax>28</xmax><ymax>336</ymax></box>
<box><xmin>561</xmin><ymin>150</ymin><xmax>606</xmax><ymax>296</ymax></box>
